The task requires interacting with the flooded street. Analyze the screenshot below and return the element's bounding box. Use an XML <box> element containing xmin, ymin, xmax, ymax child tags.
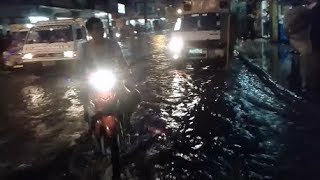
<box><xmin>0</xmin><ymin>71</ymin><xmax>86</xmax><ymax>175</ymax></box>
<box><xmin>130</xmin><ymin>35</ymin><xmax>297</xmax><ymax>179</ymax></box>
<box><xmin>1</xmin><ymin>35</ymin><xmax>319</xmax><ymax>180</ymax></box>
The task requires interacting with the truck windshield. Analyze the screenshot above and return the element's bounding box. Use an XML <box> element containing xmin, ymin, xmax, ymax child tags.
<box><xmin>26</xmin><ymin>25</ymin><xmax>73</xmax><ymax>44</ymax></box>
<box><xmin>180</xmin><ymin>13</ymin><xmax>220</xmax><ymax>31</ymax></box>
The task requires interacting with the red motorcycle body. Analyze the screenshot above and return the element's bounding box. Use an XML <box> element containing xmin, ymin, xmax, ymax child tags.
<box><xmin>88</xmin><ymin>86</ymin><xmax>121</xmax><ymax>139</ymax></box>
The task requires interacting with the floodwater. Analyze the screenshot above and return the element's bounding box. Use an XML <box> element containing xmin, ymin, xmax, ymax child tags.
<box><xmin>1</xmin><ymin>35</ymin><xmax>319</xmax><ymax>180</ymax></box>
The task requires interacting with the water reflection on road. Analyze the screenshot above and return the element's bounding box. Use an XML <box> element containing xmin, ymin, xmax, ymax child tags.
<box><xmin>0</xmin><ymin>74</ymin><xmax>85</xmax><ymax>171</ymax></box>
<box><xmin>128</xmin><ymin>35</ymin><xmax>295</xmax><ymax>179</ymax></box>
<box><xmin>0</xmin><ymin>35</ymin><xmax>310</xmax><ymax>179</ymax></box>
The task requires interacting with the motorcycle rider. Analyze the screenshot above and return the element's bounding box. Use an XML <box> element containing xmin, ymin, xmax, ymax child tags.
<box><xmin>78</xmin><ymin>17</ymin><xmax>128</xmax><ymax>73</ymax></box>
<box><xmin>78</xmin><ymin>17</ymin><xmax>139</xmax><ymax>133</ymax></box>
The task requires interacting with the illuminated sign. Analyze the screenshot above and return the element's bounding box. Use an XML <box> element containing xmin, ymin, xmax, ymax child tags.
<box><xmin>118</xmin><ymin>3</ymin><xmax>125</xmax><ymax>14</ymax></box>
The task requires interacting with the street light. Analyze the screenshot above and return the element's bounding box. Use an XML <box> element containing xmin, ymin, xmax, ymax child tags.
<box><xmin>177</xmin><ymin>9</ymin><xmax>183</xmax><ymax>14</ymax></box>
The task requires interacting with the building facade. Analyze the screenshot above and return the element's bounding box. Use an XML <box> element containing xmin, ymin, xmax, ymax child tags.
<box><xmin>0</xmin><ymin>0</ymin><xmax>119</xmax><ymax>28</ymax></box>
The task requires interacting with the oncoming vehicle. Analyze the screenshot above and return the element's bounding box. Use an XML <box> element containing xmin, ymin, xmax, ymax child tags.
<box><xmin>22</xmin><ymin>19</ymin><xmax>87</xmax><ymax>68</ymax></box>
<box><xmin>168</xmin><ymin>0</ymin><xmax>232</xmax><ymax>68</ymax></box>
<box><xmin>2</xmin><ymin>24</ymin><xmax>31</xmax><ymax>69</ymax></box>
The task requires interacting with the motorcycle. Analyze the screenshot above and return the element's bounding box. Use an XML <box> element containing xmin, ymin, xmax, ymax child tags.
<box><xmin>85</xmin><ymin>69</ymin><xmax>139</xmax><ymax>179</ymax></box>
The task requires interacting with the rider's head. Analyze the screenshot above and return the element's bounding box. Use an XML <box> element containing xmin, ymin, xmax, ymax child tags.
<box><xmin>86</xmin><ymin>17</ymin><xmax>104</xmax><ymax>41</ymax></box>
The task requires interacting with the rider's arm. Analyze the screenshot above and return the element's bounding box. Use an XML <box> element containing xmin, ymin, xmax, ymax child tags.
<box><xmin>113</xmin><ymin>41</ymin><xmax>129</xmax><ymax>71</ymax></box>
<box><xmin>75</xmin><ymin>41</ymin><xmax>88</xmax><ymax>75</ymax></box>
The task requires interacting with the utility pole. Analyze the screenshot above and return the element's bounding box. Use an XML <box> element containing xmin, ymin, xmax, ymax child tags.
<box><xmin>144</xmin><ymin>0</ymin><xmax>148</xmax><ymax>32</ymax></box>
<box><xmin>269</xmin><ymin>0</ymin><xmax>278</xmax><ymax>42</ymax></box>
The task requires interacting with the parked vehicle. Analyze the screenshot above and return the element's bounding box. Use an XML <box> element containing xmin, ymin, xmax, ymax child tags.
<box><xmin>22</xmin><ymin>19</ymin><xmax>87</xmax><ymax>69</ymax></box>
<box><xmin>168</xmin><ymin>0</ymin><xmax>232</xmax><ymax>68</ymax></box>
<box><xmin>2</xmin><ymin>24</ymin><xmax>31</xmax><ymax>69</ymax></box>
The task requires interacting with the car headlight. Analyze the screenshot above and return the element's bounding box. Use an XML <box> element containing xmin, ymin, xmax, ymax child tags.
<box><xmin>64</xmin><ymin>51</ymin><xmax>75</xmax><ymax>58</ymax></box>
<box><xmin>115</xmin><ymin>33</ymin><xmax>121</xmax><ymax>38</ymax></box>
<box><xmin>88</xmin><ymin>70</ymin><xmax>116</xmax><ymax>92</ymax></box>
<box><xmin>168</xmin><ymin>37</ymin><xmax>184</xmax><ymax>53</ymax></box>
<box><xmin>22</xmin><ymin>53</ymin><xmax>33</xmax><ymax>60</ymax></box>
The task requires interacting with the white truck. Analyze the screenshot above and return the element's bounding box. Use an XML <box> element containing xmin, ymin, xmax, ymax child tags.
<box><xmin>22</xmin><ymin>19</ymin><xmax>87</xmax><ymax>68</ymax></box>
<box><xmin>168</xmin><ymin>0</ymin><xmax>232</xmax><ymax>67</ymax></box>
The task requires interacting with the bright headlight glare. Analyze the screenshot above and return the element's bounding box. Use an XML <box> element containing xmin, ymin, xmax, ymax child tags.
<box><xmin>115</xmin><ymin>33</ymin><xmax>121</xmax><ymax>38</ymax></box>
<box><xmin>64</xmin><ymin>51</ymin><xmax>74</xmax><ymax>58</ymax></box>
<box><xmin>88</xmin><ymin>70</ymin><xmax>116</xmax><ymax>92</ymax></box>
<box><xmin>23</xmin><ymin>53</ymin><xmax>33</xmax><ymax>60</ymax></box>
<box><xmin>168</xmin><ymin>37</ymin><xmax>183</xmax><ymax>53</ymax></box>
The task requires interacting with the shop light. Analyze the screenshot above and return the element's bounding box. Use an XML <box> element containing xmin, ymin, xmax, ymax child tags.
<box><xmin>118</xmin><ymin>3</ymin><xmax>126</xmax><ymax>14</ymax></box>
<box><xmin>95</xmin><ymin>12</ymin><xmax>108</xmax><ymax>18</ymax></box>
<box><xmin>138</xmin><ymin>19</ymin><xmax>145</xmax><ymax>24</ymax></box>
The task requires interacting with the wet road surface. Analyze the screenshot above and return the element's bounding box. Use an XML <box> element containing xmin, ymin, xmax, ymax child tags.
<box><xmin>1</xmin><ymin>35</ymin><xmax>319</xmax><ymax>180</ymax></box>
<box><xmin>0</xmin><ymin>71</ymin><xmax>85</xmax><ymax>175</ymax></box>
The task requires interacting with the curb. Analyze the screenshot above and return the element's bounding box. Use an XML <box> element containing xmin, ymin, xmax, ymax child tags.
<box><xmin>239</xmin><ymin>54</ymin><xmax>302</xmax><ymax>104</ymax></box>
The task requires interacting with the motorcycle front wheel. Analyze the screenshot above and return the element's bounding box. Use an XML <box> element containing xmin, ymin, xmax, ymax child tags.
<box><xmin>99</xmin><ymin>127</ymin><xmax>121</xmax><ymax>180</ymax></box>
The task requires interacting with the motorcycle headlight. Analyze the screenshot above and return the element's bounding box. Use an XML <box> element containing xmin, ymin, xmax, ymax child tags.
<box><xmin>64</xmin><ymin>51</ymin><xmax>75</xmax><ymax>58</ymax></box>
<box><xmin>115</xmin><ymin>33</ymin><xmax>121</xmax><ymax>38</ymax></box>
<box><xmin>88</xmin><ymin>70</ymin><xmax>116</xmax><ymax>92</ymax></box>
<box><xmin>22</xmin><ymin>53</ymin><xmax>33</xmax><ymax>60</ymax></box>
<box><xmin>168</xmin><ymin>37</ymin><xmax>184</xmax><ymax>53</ymax></box>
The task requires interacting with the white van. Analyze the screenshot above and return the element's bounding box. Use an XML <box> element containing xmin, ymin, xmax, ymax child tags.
<box><xmin>22</xmin><ymin>19</ymin><xmax>87</xmax><ymax>67</ymax></box>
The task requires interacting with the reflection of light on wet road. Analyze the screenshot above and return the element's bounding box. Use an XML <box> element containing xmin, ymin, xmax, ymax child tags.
<box><xmin>151</xmin><ymin>35</ymin><xmax>166</xmax><ymax>50</ymax></box>
<box><xmin>130</xmin><ymin>35</ymin><xmax>294</xmax><ymax>180</ymax></box>
<box><xmin>0</xmin><ymin>75</ymin><xmax>86</xmax><ymax>169</ymax></box>
<box><xmin>1</xmin><ymin>35</ymin><xmax>302</xmax><ymax>179</ymax></box>
<box><xmin>22</xmin><ymin>86</ymin><xmax>48</xmax><ymax>111</ymax></box>
<box><xmin>155</xmin><ymin>70</ymin><xmax>201</xmax><ymax>131</ymax></box>
<box><xmin>63</xmin><ymin>88</ymin><xmax>83</xmax><ymax>118</ymax></box>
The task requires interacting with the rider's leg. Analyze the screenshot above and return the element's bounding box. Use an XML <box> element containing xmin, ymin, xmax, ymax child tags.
<box><xmin>117</xmin><ymin>85</ymin><xmax>141</xmax><ymax>133</ymax></box>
